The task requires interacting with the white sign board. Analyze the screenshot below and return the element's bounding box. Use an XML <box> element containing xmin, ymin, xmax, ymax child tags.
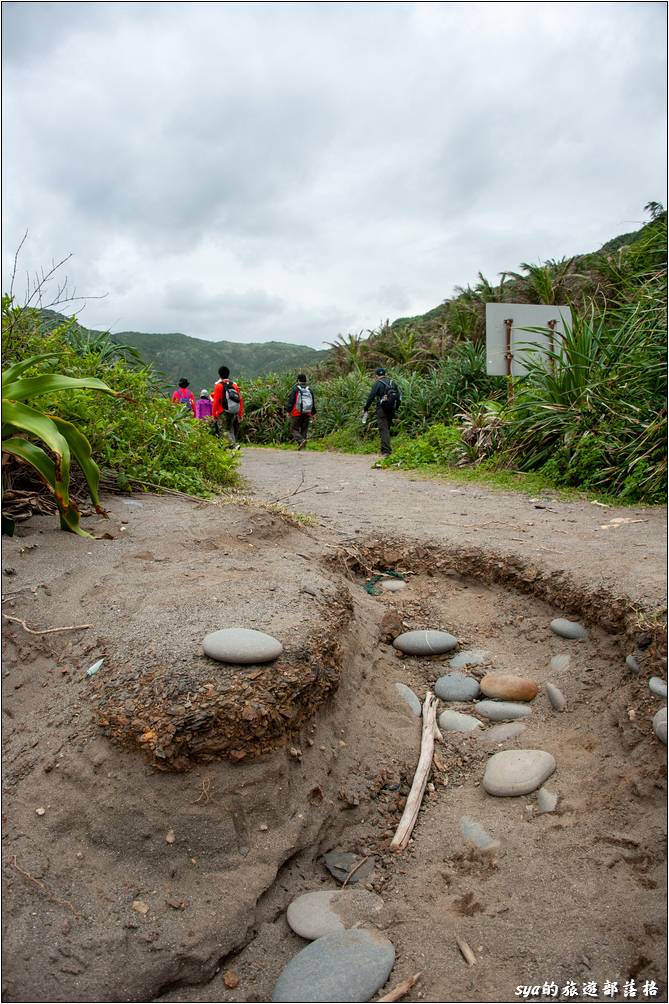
<box><xmin>485</xmin><ymin>303</ymin><xmax>572</xmax><ymax>376</ymax></box>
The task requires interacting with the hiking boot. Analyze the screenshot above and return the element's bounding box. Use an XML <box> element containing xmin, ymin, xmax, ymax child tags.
<box><xmin>297</xmin><ymin>440</ymin><xmax>307</xmax><ymax>451</ymax></box>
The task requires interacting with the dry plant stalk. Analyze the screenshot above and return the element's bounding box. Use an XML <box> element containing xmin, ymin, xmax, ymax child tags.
<box><xmin>2</xmin><ymin>614</ymin><xmax>92</xmax><ymax>635</ymax></box>
<box><xmin>341</xmin><ymin>855</ymin><xmax>371</xmax><ymax>888</ymax></box>
<box><xmin>11</xmin><ymin>856</ymin><xmax>79</xmax><ymax>917</ymax></box>
<box><xmin>390</xmin><ymin>691</ymin><xmax>438</xmax><ymax>851</ymax></box>
<box><xmin>377</xmin><ymin>971</ymin><xmax>422</xmax><ymax>1002</ymax></box>
<box><xmin>456</xmin><ymin>936</ymin><xmax>477</xmax><ymax>966</ymax></box>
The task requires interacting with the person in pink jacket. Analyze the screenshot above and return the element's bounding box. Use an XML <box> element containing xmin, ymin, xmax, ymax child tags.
<box><xmin>195</xmin><ymin>389</ymin><xmax>213</xmax><ymax>420</ymax></box>
<box><xmin>171</xmin><ymin>378</ymin><xmax>195</xmax><ymax>415</ymax></box>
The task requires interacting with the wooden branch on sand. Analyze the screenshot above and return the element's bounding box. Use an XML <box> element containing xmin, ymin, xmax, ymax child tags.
<box><xmin>390</xmin><ymin>691</ymin><xmax>439</xmax><ymax>851</ymax></box>
<box><xmin>377</xmin><ymin>971</ymin><xmax>423</xmax><ymax>1002</ymax></box>
<box><xmin>2</xmin><ymin>614</ymin><xmax>92</xmax><ymax>635</ymax></box>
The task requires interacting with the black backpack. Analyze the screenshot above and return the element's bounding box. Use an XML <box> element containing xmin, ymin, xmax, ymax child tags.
<box><xmin>379</xmin><ymin>379</ymin><xmax>401</xmax><ymax>413</ymax></box>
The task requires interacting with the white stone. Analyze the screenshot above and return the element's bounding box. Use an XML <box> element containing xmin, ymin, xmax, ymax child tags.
<box><xmin>653</xmin><ymin>707</ymin><xmax>667</xmax><ymax>745</ymax></box>
<box><xmin>394</xmin><ymin>683</ymin><xmax>421</xmax><ymax>717</ymax></box>
<box><xmin>460</xmin><ymin>815</ymin><xmax>500</xmax><ymax>852</ymax></box>
<box><xmin>649</xmin><ymin>677</ymin><xmax>668</xmax><ymax>699</ymax></box>
<box><xmin>536</xmin><ymin>787</ymin><xmax>559</xmax><ymax>814</ymax></box>
<box><xmin>393</xmin><ymin>629</ymin><xmax>458</xmax><ymax>656</ymax></box>
<box><xmin>550</xmin><ymin>654</ymin><xmax>571</xmax><ymax>672</ymax></box>
<box><xmin>380</xmin><ymin>579</ymin><xmax>406</xmax><ymax>592</ymax></box>
<box><xmin>546</xmin><ymin>683</ymin><xmax>566</xmax><ymax>712</ymax></box>
<box><xmin>550</xmin><ymin>618</ymin><xmax>588</xmax><ymax>640</ymax></box>
<box><xmin>449</xmin><ymin>649</ymin><xmax>489</xmax><ymax>669</ymax></box>
<box><xmin>476</xmin><ymin>700</ymin><xmax>532</xmax><ymax>722</ymax></box>
<box><xmin>271</xmin><ymin>929</ymin><xmax>395</xmax><ymax>1003</ymax></box>
<box><xmin>202</xmin><ymin>627</ymin><xmax>283</xmax><ymax>664</ymax></box>
<box><xmin>477</xmin><ymin>722</ymin><xmax>527</xmax><ymax>746</ymax></box>
<box><xmin>438</xmin><ymin>709</ymin><xmax>482</xmax><ymax>734</ymax></box>
<box><xmin>286</xmin><ymin>889</ymin><xmax>384</xmax><ymax>941</ymax></box>
<box><xmin>483</xmin><ymin>749</ymin><xmax>556</xmax><ymax>797</ymax></box>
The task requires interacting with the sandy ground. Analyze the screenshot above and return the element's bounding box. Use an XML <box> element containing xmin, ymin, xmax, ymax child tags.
<box><xmin>1</xmin><ymin>450</ymin><xmax>666</xmax><ymax>1004</ymax></box>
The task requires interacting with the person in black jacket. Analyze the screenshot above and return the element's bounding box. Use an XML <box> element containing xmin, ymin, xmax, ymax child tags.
<box><xmin>285</xmin><ymin>374</ymin><xmax>316</xmax><ymax>450</ymax></box>
<box><xmin>362</xmin><ymin>367</ymin><xmax>400</xmax><ymax>456</ymax></box>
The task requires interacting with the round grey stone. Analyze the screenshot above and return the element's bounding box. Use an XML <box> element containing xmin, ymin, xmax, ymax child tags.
<box><xmin>434</xmin><ymin>672</ymin><xmax>480</xmax><ymax>702</ymax></box>
<box><xmin>202</xmin><ymin>627</ymin><xmax>283</xmax><ymax>664</ymax></box>
<box><xmin>653</xmin><ymin>707</ymin><xmax>667</xmax><ymax>745</ymax></box>
<box><xmin>550</xmin><ymin>618</ymin><xmax>588</xmax><ymax>640</ymax></box>
<box><xmin>477</xmin><ymin>722</ymin><xmax>527</xmax><ymax>746</ymax></box>
<box><xmin>546</xmin><ymin>683</ymin><xmax>566</xmax><ymax>712</ymax></box>
<box><xmin>649</xmin><ymin>677</ymin><xmax>668</xmax><ymax>699</ymax></box>
<box><xmin>286</xmin><ymin>889</ymin><xmax>384</xmax><ymax>941</ymax></box>
<box><xmin>438</xmin><ymin>709</ymin><xmax>482</xmax><ymax>734</ymax></box>
<box><xmin>476</xmin><ymin>700</ymin><xmax>532</xmax><ymax>722</ymax></box>
<box><xmin>536</xmin><ymin>787</ymin><xmax>559</xmax><ymax>814</ymax></box>
<box><xmin>393</xmin><ymin>630</ymin><xmax>458</xmax><ymax>656</ymax></box>
<box><xmin>449</xmin><ymin>649</ymin><xmax>489</xmax><ymax>670</ymax></box>
<box><xmin>483</xmin><ymin>749</ymin><xmax>556</xmax><ymax>797</ymax></box>
<box><xmin>379</xmin><ymin>579</ymin><xmax>406</xmax><ymax>592</ymax></box>
<box><xmin>394</xmin><ymin>683</ymin><xmax>421</xmax><ymax>717</ymax></box>
<box><xmin>271</xmin><ymin>928</ymin><xmax>395</xmax><ymax>1003</ymax></box>
<box><xmin>460</xmin><ymin>815</ymin><xmax>500</xmax><ymax>852</ymax></box>
<box><xmin>550</xmin><ymin>654</ymin><xmax>571</xmax><ymax>672</ymax></box>
<box><xmin>626</xmin><ymin>655</ymin><xmax>641</xmax><ymax>674</ymax></box>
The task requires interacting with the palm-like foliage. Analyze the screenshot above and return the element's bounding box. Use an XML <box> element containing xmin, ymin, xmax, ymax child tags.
<box><xmin>2</xmin><ymin>354</ymin><xmax>120</xmax><ymax>535</ymax></box>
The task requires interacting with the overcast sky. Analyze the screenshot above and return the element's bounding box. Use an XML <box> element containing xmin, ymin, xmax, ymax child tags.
<box><xmin>3</xmin><ymin>2</ymin><xmax>666</xmax><ymax>347</ymax></box>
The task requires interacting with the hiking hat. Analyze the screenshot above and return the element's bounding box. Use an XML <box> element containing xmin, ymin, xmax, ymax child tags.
<box><xmin>375</xmin><ymin>367</ymin><xmax>386</xmax><ymax>375</ymax></box>
<box><xmin>200</xmin><ymin>389</ymin><xmax>209</xmax><ymax>397</ymax></box>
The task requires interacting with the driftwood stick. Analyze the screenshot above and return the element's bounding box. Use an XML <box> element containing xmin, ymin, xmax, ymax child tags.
<box><xmin>2</xmin><ymin>614</ymin><xmax>92</xmax><ymax>635</ymax></box>
<box><xmin>377</xmin><ymin>971</ymin><xmax>422</xmax><ymax>1002</ymax></box>
<box><xmin>390</xmin><ymin>691</ymin><xmax>438</xmax><ymax>851</ymax></box>
<box><xmin>456</xmin><ymin>936</ymin><xmax>477</xmax><ymax>966</ymax></box>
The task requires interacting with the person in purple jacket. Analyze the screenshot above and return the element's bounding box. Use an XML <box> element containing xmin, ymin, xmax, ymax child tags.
<box><xmin>194</xmin><ymin>389</ymin><xmax>213</xmax><ymax>421</ymax></box>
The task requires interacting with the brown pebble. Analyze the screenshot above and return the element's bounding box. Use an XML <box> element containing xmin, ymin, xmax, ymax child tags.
<box><xmin>480</xmin><ymin>673</ymin><xmax>538</xmax><ymax>702</ymax></box>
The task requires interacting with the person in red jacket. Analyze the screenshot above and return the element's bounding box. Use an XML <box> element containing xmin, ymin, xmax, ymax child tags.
<box><xmin>171</xmin><ymin>378</ymin><xmax>195</xmax><ymax>415</ymax></box>
<box><xmin>212</xmin><ymin>366</ymin><xmax>243</xmax><ymax>447</ymax></box>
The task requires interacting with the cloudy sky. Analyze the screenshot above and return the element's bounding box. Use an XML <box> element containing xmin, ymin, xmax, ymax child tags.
<box><xmin>2</xmin><ymin>2</ymin><xmax>666</xmax><ymax>347</ymax></box>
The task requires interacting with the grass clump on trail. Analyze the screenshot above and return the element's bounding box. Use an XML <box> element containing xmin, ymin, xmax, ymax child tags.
<box><xmin>2</xmin><ymin>300</ymin><xmax>239</xmax><ymax>529</ymax></box>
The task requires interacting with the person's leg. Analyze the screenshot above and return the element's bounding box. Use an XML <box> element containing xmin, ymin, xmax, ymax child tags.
<box><xmin>376</xmin><ymin>405</ymin><xmax>392</xmax><ymax>455</ymax></box>
<box><xmin>225</xmin><ymin>413</ymin><xmax>236</xmax><ymax>446</ymax></box>
<box><xmin>298</xmin><ymin>415</ymin><xmax>310</xmax><ymax>448</ymax></box>
<box><xmin>290</xmin><ymin>416</ymin><xmax>305</xmax><ymax>446</ymax></box>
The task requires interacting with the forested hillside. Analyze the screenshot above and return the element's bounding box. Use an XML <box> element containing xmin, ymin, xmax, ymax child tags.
<box><xmin>37</xmin><ymin>312</ymin><xmax>329</xmax><ymax>388</ymax></box>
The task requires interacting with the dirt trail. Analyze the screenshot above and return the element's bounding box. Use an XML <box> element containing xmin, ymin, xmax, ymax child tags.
<box><xmin>241</xmin><ymin>447</ymin><xmax>667</xmax><ymax>610</ymax></box>
<box><xmin>1</xmin><ymin>451</ymin><xmax>666</xmax><ymax>1004</ymax></box>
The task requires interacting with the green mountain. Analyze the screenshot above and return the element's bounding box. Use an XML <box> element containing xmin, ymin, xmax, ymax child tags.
<box><xmin>37</xmin><ymin>311</ymin><xmax>329</xmax><ymax>390</ymax></box>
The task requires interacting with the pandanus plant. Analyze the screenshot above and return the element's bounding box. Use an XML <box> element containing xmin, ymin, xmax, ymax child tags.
<box><xmin>2</xmin><ymin>353</ymin><xmax>120</xmax><ymax>536</ymax></box>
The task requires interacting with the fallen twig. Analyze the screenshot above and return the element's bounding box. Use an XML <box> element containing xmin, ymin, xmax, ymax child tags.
<box><xmin>11</xmin><ymin>856</ymin><xmax>80</xmax><ymax>917</ymax></box>
<box><xmin>456</xmin><ymin>936</ymin><xmax>477</xmax><ymax>966</ymax></box>
<box><xmin>2</xmin><ymin>614</ymin><xmax>92</xmax><ymax>635</ymax></box>
<box><xmin>377</xmin><ymin>971</ymin><xmax>423</xmax><ymax>1002</ymax></box>
<box><xmin>341</xmin><ymin>855</ymin><xmax>371</xmax><ymax>888</ymax></box>
<box><xmin>390</xmin><ymin>691</ymin><xmax>438</xmax><ymax>851</ymax></box>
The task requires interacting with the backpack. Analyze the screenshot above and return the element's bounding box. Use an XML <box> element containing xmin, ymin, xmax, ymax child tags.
<box><xmin>223</xmin><ymin>380</ymin><xmax>241</xmax><ymax>415</ymax></box>
<box><xmin>296</xmin><ymin>385</ymin><xmax>314</xmax><ymax>414</ymax></box>
<box><xmin>379</xmin><ymin>379</ymin><xmax>401</xmax><ymax>413</ymax></box>
<box><xmin>177</xmin><ymin>390</ymin><xmax>192</xmax><ymax>407</ymax></box>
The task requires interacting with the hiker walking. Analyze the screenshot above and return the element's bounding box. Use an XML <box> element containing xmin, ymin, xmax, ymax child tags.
<box><xmin>212</xmin><ymin>366</ymin><xmax>243</xmax><ymax>447</ymax></box>
<box><xmin>285</xmin><ymin>373</ymin><xmax>316</xmax><ymax>450</ymax></box>
<box><xmin>362</xmin><ymin>367</ymin><xmax>401</xmax><ymax>456</ymax></box>
<box><xmin>194</xmin><ymin>389</ymin><xmax>213</xmax><ymax>421</ymax></box>
<box><xmin>171</xmin><ymin>378</ymin><xmax>195</xmax><ymax>415</ymax></box>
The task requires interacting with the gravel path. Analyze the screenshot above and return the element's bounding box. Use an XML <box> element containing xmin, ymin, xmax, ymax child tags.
<box><xmin>242</xmin><ymin>447</ymin><xmax>667</xmax><ymax>609</ymax></box>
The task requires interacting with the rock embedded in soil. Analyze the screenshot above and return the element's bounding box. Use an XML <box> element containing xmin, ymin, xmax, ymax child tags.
<box><xmin>323</xmin><ymin>851</ymin><xmax>374</xmax><ymax>885</ymax></box>
<box><xmin>449</xmin><ymin>649</ymin><xmax>489</xmax><ymax>670</ymax></box>
<box><xmin>434</xmin><ymin>672</ymin><xmax>480</xmax><ymax>702</ymax></box>
<box><xmin>394</xmin><ymin>683</ymin><xmax>421</xmax><ymax>717</ymax></box>
<box><xmin>652</xmin><ymin>707</ymin><xmax>667</xmax><ymax>745</ymax></box>
<box><xmin>380</xmin><ymin>579</ymin><xmax>406</xmax><ymax>592</ymax></box>
<box><xmin>460</xmin><ymin>815</ymin><xmax>500</xmax><ymax>852</ymax></box>
<box><xmin>271</xmin><ymin>928</ymin><xmax>395</xmax><ymax>1003</ymax></box>
<box><xmin>649</xmin><ymin>677</ymin><xmax>668</xmax><ymax>699</ymax></box>
<box><xmin>536</xmin><ymin>787</ymin><xmax>559</xmax><ymax>814</ymax></box>
<box><xmin>438</xmin><ymin>709</ymin><xmax>482</xmax><ymax>734</ymax></box>
<box><xmin>625</xmin><ymin>654</ymin><xmax>641</xmax><ymax>673</ymax></box>
<box><xmin>483</xmin><ymin>749</ymin><xmax>556</xmax><ymax>797</ymax></box>
<box><xmin>550</xmin><ymin>654</ymin><xmax>571</xmax><ymax>672</ymax></box>
<box><xmin>546</xmin><ymin>683</ymin><xmax>566</xmax><ymax>712</ymax></box>
<box><xmin>550</xmin><ymin>618</ymin><xmax>588</xmax><ymax>640</ymax></box>
<box><xmin>478</xmin><ymin>722</ymin><xmax>527</xmax><ymax>746</ymax></box>
<box><xmin>480</xmin><ymin>673</ymin><xmax>538</xmax><ymax>702</ymax></box>
<box><xmin>393</xmin><ymin>629</ymin><xmax>458</xmax><ymax>656</ymax></box>
<box><xmin>286</xmin><ymin>889</ymin><xmax>384</xmax><ymax>941</ymax></box>
<box><xmin>202</xmin><ymin>627</ymin><xmax>283</xmax><ymax>664</ymax></box>
<box><xmin>476</xmin><ymin>700</ymin><xmax>532</xmax><ymax>722</ymax></box>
